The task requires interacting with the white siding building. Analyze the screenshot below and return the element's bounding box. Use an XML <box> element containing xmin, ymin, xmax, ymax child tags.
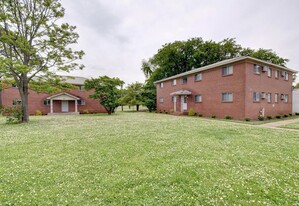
<box><xmin>293</xmin><ymin>88</ymin><xmax>299</xmax><ymax>113</ymax></box>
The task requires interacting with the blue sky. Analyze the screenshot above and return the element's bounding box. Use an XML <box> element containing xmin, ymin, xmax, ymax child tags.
<box><xmin>61</xmin><ymin>0</ymin><xmax>299</xmax><ymax>84</ymax></box>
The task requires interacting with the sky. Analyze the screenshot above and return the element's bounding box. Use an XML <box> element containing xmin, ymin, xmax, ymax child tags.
<box><xmin>60</xmin><ymin>0</ymin><xmax>299</xmax><ymax>85</ymax></box>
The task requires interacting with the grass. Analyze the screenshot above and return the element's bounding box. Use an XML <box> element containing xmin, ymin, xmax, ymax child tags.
<box><xmin>281</xmin><ymin>121</ymin><xmax>299</xmax><ymax>130</ymax></box>
<box><xmin>0</xmin><ymin>112</ymin><xmax>299</xmax><ymax>205</ymax></box>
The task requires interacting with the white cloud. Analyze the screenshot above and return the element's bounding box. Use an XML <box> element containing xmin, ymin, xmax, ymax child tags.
<box><xmin>61</xmin><ymin>0</ymin><xmax>299</xmax><ymax>84</ymax></box>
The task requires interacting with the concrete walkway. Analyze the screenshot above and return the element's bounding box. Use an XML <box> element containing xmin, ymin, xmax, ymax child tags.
<box><xmin>257</xmin><ymin>118</ymin><xmax>299</xmax><ymax>132</ymax></box>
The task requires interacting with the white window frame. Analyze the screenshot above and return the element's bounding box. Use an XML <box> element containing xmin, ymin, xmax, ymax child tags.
<box><xmin>194</xmin><ymin>73</ymin><xmax>202</xmax><ymax>81</ymax></box>
<box><xmin>267</xmin><ymin>93</ymin><xmax>271</xmax><ymax>103</ymax></box>
<box><xmin>253</xmin><ymin>92</ymin><xmax>260</xmax><ymax>102</ymax></box>
<box><xmin>254</xmin><ymin>64</ymin><xmax>261</xmax><ymax>74</ymax></box>
<box><xmin>195</xmin><ymin>95</ymin><xmax>202</xmax><ymax>103</ymax></box>
<box><xmin>159</xmin><ymin>97</ymin><xmax>164</xmax><ymax>103</ymax></box>
<box><xmin>181</xmin><ymin>77</ymin><xmax>187</xmax><ymax>84</ymax></box>
<box><xmin>222</xmin><ymin>66</ymin><xmax>233</xmax><ymax>76</ymax></box>
<box><xmin>274</xmin><ymin>93</ymin><xmax>278</xmax><ymax>103</ymax></box>
<box><xmin>222</xmin><ymin>92</ymin><xmax>233</xmax><ymax>102</ymax></box>
<box><xmin>172</xmin><ymin>79</ymin><xmax>177</xmax><ymax>86</ymax></box>
<box><xmin>160</xmin><ymin>82</ymin><xmax>164</xmax><ymax>88</ymax></box>
<box><xmin>275</xmin><ymin>70</ymin><xmax>279</xmax><ymax>78</ymax></box>
<box><xmin>267</xmin><ymin>68</ymin><xmax>272</xmax><ymax>77</ymax></box>
<box><xmin>285</xmin><ymin>73</ymin><xmax>289</xmax><ymax>81</ymax></box>
<box><xmin>284</xmin><ymin>94</ymin><xmax>288</xmax><ymax>103</ymax></box>
<box><xmin>77</xmin><ymin>100</ymin><xmax>86</xmax><ymax>105</ymax></box>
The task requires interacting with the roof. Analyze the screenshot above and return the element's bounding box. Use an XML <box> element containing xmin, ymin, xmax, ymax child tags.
<box><xmin>154</xmin><ymin>56</ymin><xmax>297</xmax><ymax>84</ymax></box>
<box><xmin>170</xmin><ymin>90</ymin><xmax>192</xmax><ymax>96</ymax></box>
<box><xmin>62</xmin><ymin>76</ymin><xmax>88</xmax><ymax>85</ymax></box>
<box><xmin>46</xmin><ymin>92</ymin><xmax>80</xmax><ymax>100</ymax></box>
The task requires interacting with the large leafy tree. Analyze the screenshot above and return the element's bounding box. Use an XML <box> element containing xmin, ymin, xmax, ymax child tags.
<box><xmin>84</xmin><ymin>76</ymin><xmax>124</xmax><ymax>115</ymax></box>
<box><xmin>141</xmin><ymin>37</ymin><xmax>289</xmax><ymax>111</ymax></box>
<box><xmin>0</xmin><ymin>0</ymin><xmax>84</xmax><ymax>122</ymax></box>
<box><xmin>119</xmin><ymin>82</ymin><xmax>144</xmax><ymax>111</ymax></box>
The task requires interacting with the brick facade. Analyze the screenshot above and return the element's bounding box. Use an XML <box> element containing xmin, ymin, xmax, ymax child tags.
<box><xmin>2</xmin><ymin>84</ymin><xmax>106</xmax><ymax>115</ymax></box>
<box><xmin>156</xmin><ymin>57</ymin><xmax>295</xmax><ymax>120</ymax></box>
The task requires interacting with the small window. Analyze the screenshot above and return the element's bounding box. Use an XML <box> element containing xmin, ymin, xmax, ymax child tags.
<box><xmin>160</xmin><ymin>82</ymin><xmax>164</xmax><ymax>88</ymax></box>
<box><xmin>267</xmin><ymin>68</ymin><xmax>272</xmax><ymax>77</ymax></box>
<box><xmin>77</xmin><ymin>100</ymin><xmax>86</xmax><ymax>105</ymax></box>
<box><xmin>12</xmin><ymin>99</ymin><xmax>22</xmax><ymax>105</ymax></box>
<box><xmin>267</xmin><ymin>93</ymin><xmax>271</xmax><ymax>103</ymax></box>
<box><xmin>172</xmin><ymin>96</ymin><xmax>176</xmax><ymax>103</ymax></box>
<box><xmin>284</xmin><ymin>94</ymin><xmax>288</xmax><ymax>103</ymax></box>
<box><xmin>195</xmin><ymin>95</ymin><xmax>202</xmax><ymax>102</ymax></box>
<box><xmin>43</xmin><ymin>100</ymin><xmax>50</xmax><ymax>105</ymax></box>
<box><xmin>285</xmin><ymin>73</ymin><xmax>289</xmax><ymax>81</ymax></box>
<box><xmin>172</xmin><ymin>79</ymin><xmax>177</xmax><ymax>86</ymax></box>
<box><xmin>275</xmin><ymin>70</ymin><xmax>279</xmax><ymax>78</ymax></box>
<box><xmin>222</xmin><ymin>66</ymin><xmax>233</xmax><ymax>76</ymax></box>
<box><xmin>253</xmin><ymin>92</ymin><xmax>260</xmax><ymax>102</ymax></box>
<box><xmin>274</xmin><ymin>93</ymin><xmax>278</xmax><ymax>103</ymax></box>
<box><xmin>181</xmin><ymin>77</ymin><xmax>187</xmax><ymax>84</ymax></box>
<box><xmin>222</xmin><ymin>92</ymin><xmax>233</xmax><ymax>102</ymax></box>
<box><xmin>194</xmin><ymin>73</ymin><xmax>202</xmax><ymax>81</ymax></box>
<box><xmin>159</xmin><ymin>97</ymin><xmax>164</xmax><ymax>103</ymax></box>
<box><xmin>253</xmin><ymin>64</ymin><xmax>261</xmax><ymax>74</ymax></box>
<box><xmin>78</xmin><ymin>85</ymin><xmax>84</xmax><ymax>91</ymax></box>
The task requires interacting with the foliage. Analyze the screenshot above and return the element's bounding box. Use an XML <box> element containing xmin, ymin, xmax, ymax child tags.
<box><xmin>1</xmin><ymin>105</ymin><xmax>22</xmax><ymax>123</ymax></box>
<box><xmin>198</xmin><ymin>113</ymin><xmax>203</xmax><ymax>117</ymax></box>
<box><xmin>283</xmin><ymin>114</ymin><xmax>289</xmax><ymax>118</ymax></box>
<box><xmin>141</xmin><ymin>81</ymin><xmax>156</xmax><ymax>112</ymax></box>
<box><xmin>82</xmin><ymin>109</ymin><xmax>89</xmax><ymax>114</ymax></box>
<box><xmin>169</xmin><ymin>109</ymin><xmax>174</xmax><ymax>113</ymax></box>
<box><xmin>35</xmin><ymin>110</ymin><xmax>43</xmax><ymax>116</ymax></box>
<box><xmin>119</xmin><ymin>82</ymin><xmax>144</xmax><ymax>111</ymax></box>
<box><xmin>211</xmin><ymin>115</ymin><xmax>216</xmax><ymax>118</ymax></box>
<box><xmin>225</xmin><ymin>115</ymin><xmax>233</xmax><ymax>120</ymax></box>
<box><xmin>0</xmin><ymin>0</ymin><xmax>84</xmax><ymax>122</ymax></box>
<box><xmin>188</xmin><ymin>108</ymin><xmax>195</xmax><ymax>116</ymax></box>
<box><xmin>267</xmin><ymin>116</ymin><xmax>272</xmax><ymax>120</ymax></box>
<box><xmin>84</xmin><ymin>76</ymin><xmax>124</xmax><ymax>115</ymax></box>
<box><xmin>244</xmin><ymin>117</ymin><xmax>251</xmax><ymax>122</ymax></box>
<box><xmin>258</xmin><ymin>115</ymin><xmax>265</xmax><ymax>121</ymax></box>
<box><xmin>295</xmin><ymin>83</ymin><xmax>299</xmax><ymax>88</ymax></box>
<box><xmin>276</xmin><ymin>115</ymin><xmax>281</xmax><ymax>119</ymax></box>
<box><xmin>295</xmin><ymin>113</ymin><xmax>299</xmax><ymax>116</ymax></box>
<box><xmin>1</xmin><ymin>113</ymin><xmax>299</xmax><ymax>205</ymax></box>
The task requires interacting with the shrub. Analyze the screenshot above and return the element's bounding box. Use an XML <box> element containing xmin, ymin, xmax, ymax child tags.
<box><xmin>289</xmin><ymin>113</ymin><xmax>292</xmax><ymax>116</ymax></box>
<box><xmin>225</xmin><ymin>115</ymin><xmax>233</xmax><ymax>120</ymax></box>
<box><xmin>276</xmin><ymin>115</ymin><xmax>281</xmax><ymax>119</ymax></box>
<box><xmin>283</xmin><ymin>114</ymin><xmax>288</xmax><ymax>118</ymax></box>
<box><xmin>198</xmin><ymin>113</ymin><xmax>203</xmax><ymax>117</ymax></box>
<box><xmin>82</xmin><ymin>109</ymin><xmax>89</xmax><ymax>114</ymax></box>
<box><xmin>258</xmin><ymin>115</ymin><xmax>265</xmax><ymax>121</ymax></box>
<box><xmin>35</xmin><ymin>110</ymin><xmax>43</xmax><ymax>116</ymax></box>
<box><xmin>188</xmin><ymin>108</ymin><xmax>195</xmax><ymax>116</ymax></box>
<box><xmin>211</xmin><ymin>115</ymin><xmax>216</xmax><ymax>118</ymax></box>
<box><xmin>169</xmin><ymin>109</ymin><xmax>174</xmax><ymax>113</ymax></box>
<box><xmin>1</xmin><ymin>106</ymin><xmax>23</xmax><ymax>124</ymax></box>
<box><xmin>295</xmin><ymin>112</ymin><xmax>299</xmax><ymax>116</ymax></box>
<box><xmin>267</xmin><ymin>116</ymin><xmax>272</xmax><ymax>120</ymax></box>
<box><xmin>244</xmin><ymin>117</ymin><xmax>251</xmax><ymax>122</ymax></box>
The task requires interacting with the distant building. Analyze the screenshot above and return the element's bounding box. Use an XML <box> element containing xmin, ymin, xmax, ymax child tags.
<box><xmin>155</xmin><ymin>56</ymin><xmax>297</xmax><ymax>119</ymax></box>
<box><xmin>1</xmin><ymin>76</ymin><xmax>106</xmax><ymax>115</ymax></box>
<box><xmin>293</xmin><ymin>88</ymin><xmax>299</xmax><ymax>113</ymax></box>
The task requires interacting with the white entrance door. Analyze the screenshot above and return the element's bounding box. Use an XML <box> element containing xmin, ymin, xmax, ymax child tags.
<box><xmin>181</xmin><ymin>96</ymin><xmax>187</xmax><ymax>112</ymax></box>
<box><xmin>61</xmin><ymin>100</ymin><xmax>69</xmax><ymax>112</ymax></box>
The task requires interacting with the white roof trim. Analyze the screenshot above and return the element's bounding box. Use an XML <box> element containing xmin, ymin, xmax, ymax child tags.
<box><xmin>170</xmin><ymin>90</ymin><xmax>192</xmax><ymax>96</ymax></box>
<box><xmin>154</xmin><ymin>56</ymin><xmax>297</xmax><ymax>84</ymax></box>
<box><xmin>46</xmin><ymin>92</ymin><xmax>80</xmax><ymax>100</ymax></box>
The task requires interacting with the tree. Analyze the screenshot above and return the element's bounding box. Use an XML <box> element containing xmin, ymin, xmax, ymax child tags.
<box><xmin>0</xmin><ymin>0</ymin><xmax>84</xmax><ymax>122</ymax></box>
<box><xmin>119</xmin><ymin>82</ymin><xmax>144</xmax><ymax>111</ymax></box>
<box><xmin>295</xmin><ymin>83</ymin><xmax>299</xmax><ymax>89</ymax></box>
<box><xmin>84</xmin><ymin>76</ymin><xmax>124</xmax><ymax>115</ymax></box>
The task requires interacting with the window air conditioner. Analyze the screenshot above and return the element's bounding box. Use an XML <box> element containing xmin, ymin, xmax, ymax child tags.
<box><xmin>261</xmin><ymin>92</ymin><xmax>266</xmax><ymax>99</ymax></box>
<box><xmin>280</xmin><ymin>94</ymin><xmax>285</xmax><ymax>100</ymax></box>
<box><xmin>262</xmin><ymin>66</ymin><xmax>269</xmax><ymax>72</ymax></box>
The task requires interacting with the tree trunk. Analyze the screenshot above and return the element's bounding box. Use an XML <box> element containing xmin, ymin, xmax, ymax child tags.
<box><xmin>136</xmin><ymin>104</ymin><xmax>139</xmax><ymax>111</ymax></box>
<box><xmin>18</xmin><ymin>77</ymin><xmax>29</xmax><ymax>122</ymax></box>
<box><xmin>121</xmin><ymin>105</ymin><xmax>123</xmax><ymax>111</ymax></box>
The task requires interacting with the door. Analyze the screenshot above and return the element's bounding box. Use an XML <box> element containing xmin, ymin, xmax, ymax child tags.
<box><xmin>181</xmin><ymin>96</ymin><xmax>187</xmax><ymax>112</ymax></box>
<box><xmin>61</xmin><ymin>100</ymin><xmax>69</xmax><ymax>112</ymax></box>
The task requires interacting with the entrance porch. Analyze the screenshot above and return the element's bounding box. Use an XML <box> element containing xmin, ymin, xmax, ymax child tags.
<box><xmin>170</xmin><ymin>90</ymin><xmax>192</xmax><ymax>114</ymax></box>
<box><xmin>46</xmin><ymin>92</ymin><xmax>80</xmax><ymax>115</ymax></box>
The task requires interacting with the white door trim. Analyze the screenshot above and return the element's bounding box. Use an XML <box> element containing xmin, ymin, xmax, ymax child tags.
<box><xmin>181</xmin><ymin>96</ymin><xmax>187</xmax><ymax>112</ymax></box>
<box><xmin>61</xmin><ymin>100</ymin><xmax>69</xmax><ymax>112</ymax></box>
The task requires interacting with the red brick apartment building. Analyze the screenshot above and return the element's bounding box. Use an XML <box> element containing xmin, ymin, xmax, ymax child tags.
<box><xmin>155</xmin><ymin>56</ymin><xmax>297</xmax><ymax>120</ymax></box>
<box><xmin>1</xmin><ymin>76</ymin><xmax>105</xmax><ymax>115</ymax></box>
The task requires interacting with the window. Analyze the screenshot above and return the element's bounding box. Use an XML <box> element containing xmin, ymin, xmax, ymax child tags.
<box><xmin>253</xmin><ymin>64</ymin><xmax>261</xmax><ymax>74</ymax></box>
<box><xmin>160</xmin><ymin>82</ymin><xmax>164</xmax><ymax>88</ymax></box>
<box><xmin>43</xmin><ymin>100</ymin><xmax>50</xmax><ymax>105</ymax></box>
<box><xmin>78</xmin><ymin>85</ymin><xmax>84</xmax><ymax>91</ymax></box>
<box><xmin>222</xmin><ymin>92</ymin><xmax>233</xmax><ymax>102</ymax></box>
<box><xmin>253</xmin><ymin>92</ymin><xmax>260</xmax><ymax>102</ymax></box>
<box><xmin>284</xmin><ymin>94</ymin><xmax>288</xmax><ymax>103</ymax></box>
<box><xmin>181</xmin><ymin>77</ymin><xmax>187</xmax><ymax>84</ymax></box>
<box><xmin>195</xmin><ymin>95</ymin><xmax>202</xmax><ymax>102</ymax></box>
<box><xmin>274</xmin><ymin>93</ymin><xmax>278</xmax><ymax>103</ymax></box>
<box><xmin>77</xmin><ymin>100</ymin><xmax>86</xmax><ymax>105</ymax></box>
<box><xmin>267</xmin><ymin>68</ymin><xmax>272</xmax><ymax>77</ymax></box>
<box><xmin>285</xmin><ymin>73</ymin><xmax>289</xmax><ymax>81</ymax></box>
<box><xmin>172</xmin><ymin>79</ymin><xmax>177</xmax><ymax>85</ymax></box>
<box><xmin>275</xmin><ymin>70</ymin><xmax>279</xmax><ymax>78</ymax></box>
<box><xmin>172</xmin><ymin>96</ymin><xmax>176</xmax><ymax>103</ymax></box>
<box><xmin>12</xmin><ymin>99</ymin><xmax>22</xmax><ymax>105</ymax></box>
<box><xmin>222</xmin><ymin>66</ymin><xmax>233</xmax><ymax>76</ymax></box>
<box><xmin>12</xmin><ymin>84</ymin><xmax>17</xmax><ymax>88</ymax></box>
<box><xmin>194</xmin><ymin>73</ymin><xmax>202</xmax><ymax>81</ymax></box>
<box><xmin>159</xmin><ymin>97</ymin><xmax>164</xmax><ymax>103</ymax></box>
<box><xmin>267</xmin><ymin>93</ymin><xmax>271</xmax><ymax>103</ymax></box>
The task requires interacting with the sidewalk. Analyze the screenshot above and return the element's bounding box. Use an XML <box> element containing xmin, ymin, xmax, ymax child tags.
<box><xmin>259</xmin><ymin>118</ymin><xmax>299</xmax><ymax>130</ymax></box>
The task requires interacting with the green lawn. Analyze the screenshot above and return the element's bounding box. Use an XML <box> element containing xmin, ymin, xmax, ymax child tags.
<box><xmin>281</xmin><ymin>121</ymin><xmax>299</xmax><ymax>130</ymax></box>
<box><xmin>0</xmin><ymin>113</ymin><xmax>299</xmax><ymax>205</ymax></box>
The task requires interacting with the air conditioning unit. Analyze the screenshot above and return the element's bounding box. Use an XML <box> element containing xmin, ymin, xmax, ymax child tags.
<box><xmin>280</xmin><ymin>94</ymin><xmax>285</xmax><ymax>100</ymax></box>
<box><xmin>262</xmin><ymin>66</ymin><xmax>269</xmax><ymax>72</ymax></box>
<box><xmin>261</xmin><ymin>92</ymin><xmax>266</xmax><ymax>99</ymax></box>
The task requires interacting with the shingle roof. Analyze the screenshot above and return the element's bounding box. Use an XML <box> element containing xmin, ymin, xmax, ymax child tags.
<box><xmin>154</xmin><ymin>56</ymin><xmax>297</xmax><ymax>84</ymax></box>
<box><xmin>62</xmin><ymin>76</ymin><xmax>88</xmax><ymax>85</ymax></box>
